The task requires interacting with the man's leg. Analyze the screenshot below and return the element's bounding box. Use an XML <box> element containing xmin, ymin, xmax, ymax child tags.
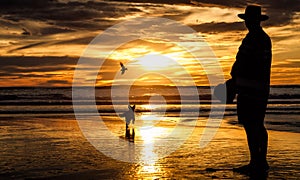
<box><xmin>234</xmin><ymin>94</ymin><xmax>254</xmax><ymax>173</ymax></box>
<box><xmin>258</xmin><ymin>124</ymin><xmax>269</xmax><ymax>169</ymax></box>
<box><xmin>255</xmin><ymin>99</ymin><xmax>269</xmax><ymax>170</ymax></box>
<box><xmin>243</xmin><ymin>122</ymin><xmax>269</xmax><ymax>177</ymax></box>
<box><xmin>125</xmin><ymin>123</ymin><xmax>130</xmax><ymax>138</ymax></box>
<box><xmin>244</xmin><ymin>121</ymin><xmax>261</xmax><ymax>166</ymax></box>
<box><xmin>234</xmin><ymin>95</ymin><xmax>269</xmax><ymax>173</ymax></box>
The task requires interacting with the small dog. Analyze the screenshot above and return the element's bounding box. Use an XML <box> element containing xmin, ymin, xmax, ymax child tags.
<box><xmin>121</xmin><ymin>105</ymin><xmax>136</xmax><ymax>129</ymax></box>
<box><xmin>120</xmin><ymin>105</ymin><xmax>136</xmax><ymax>140</ymax></box>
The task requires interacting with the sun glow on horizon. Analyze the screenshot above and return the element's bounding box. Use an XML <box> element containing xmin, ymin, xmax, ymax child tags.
<box><xmin>138</xmin><ymin>53</ymin><xmax>176</xmax><ymax>71</ymax></box>
<box><xmin>99</xmin><ymin>38</ymin><xmax>210</xmax><ymax>86</ymax></box>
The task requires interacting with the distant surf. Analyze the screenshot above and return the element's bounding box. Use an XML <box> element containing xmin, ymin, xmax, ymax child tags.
<box><xmin>0</xmin><ymin>86</ymin><xmax>299</xmax><ymax>115</ymax></box>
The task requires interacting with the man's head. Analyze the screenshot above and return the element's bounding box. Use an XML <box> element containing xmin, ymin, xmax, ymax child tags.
<box><xmin>244</xmin><ymin>19</ymin><xmax>261</xmax><ymax>31</ymax></box>
<box><xmin>238</xmin><ymin>5</ymin><xmax>269</xmax><ymax>31</ymax></box>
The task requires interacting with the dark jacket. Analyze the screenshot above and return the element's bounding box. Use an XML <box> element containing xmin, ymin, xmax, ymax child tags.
<box><xmin>231</xmin><ymin>27</ymin><xmax>272</xmax><ymax>96</ymax></box>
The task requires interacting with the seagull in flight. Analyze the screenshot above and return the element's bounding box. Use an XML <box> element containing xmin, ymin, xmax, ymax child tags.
<box><xmin>120</xmin><ymin>62</ymin><xmax>128</xmax><ymax>75</ymax></box>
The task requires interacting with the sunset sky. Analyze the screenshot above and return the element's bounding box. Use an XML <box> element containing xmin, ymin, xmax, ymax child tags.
<box><xmin>0</xmin><ymin>0</ymin><xmax>299</xmax><ymax>86</ymax></box>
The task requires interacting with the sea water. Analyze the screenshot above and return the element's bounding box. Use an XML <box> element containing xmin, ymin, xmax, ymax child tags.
<box><xmin>0</xmin><ymin>86</ymin><xmax>299</xmax><ymax>132</ymax></box>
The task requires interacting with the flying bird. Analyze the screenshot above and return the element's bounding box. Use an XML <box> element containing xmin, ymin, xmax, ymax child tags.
<box><xmin>120</xmin><ymin>62</ymin><xmax>128</xmax><ymax>75</ymax></box>
<box><xmin>22</xmin><ymin>28</ymin><xmax>31</xmax><ymax>35</ymax></box>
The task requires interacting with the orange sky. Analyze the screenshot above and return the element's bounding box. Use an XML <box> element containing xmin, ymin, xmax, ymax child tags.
<box><xmin>0</xmin><ymin>0</ymin><xmax>299</xmax><ymax>86</ymax></box>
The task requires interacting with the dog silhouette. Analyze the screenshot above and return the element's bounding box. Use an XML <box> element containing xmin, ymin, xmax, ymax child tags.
<box><xmin>120</xmin><ymin>105</ymin><xmax>136</xmax><ymax>140</ymax></box>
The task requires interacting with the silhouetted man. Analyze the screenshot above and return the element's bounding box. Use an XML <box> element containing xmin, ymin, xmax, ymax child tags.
<box><xmin>231</xmin><ymin>5</ymin><xmax>272</xmax><ymax>175</ymax></box>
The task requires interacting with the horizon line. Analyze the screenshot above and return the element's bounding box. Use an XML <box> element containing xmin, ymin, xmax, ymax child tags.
<box><xmin>1</xmin><ymin>85</ymin><xmax>300</xmax><ymax>88</ymax></box>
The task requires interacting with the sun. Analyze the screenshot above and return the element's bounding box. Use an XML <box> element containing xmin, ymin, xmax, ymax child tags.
<box><xmin>138</xmin><ymin>53</ymin><xmax>175</xmax><ymax>71</ymax></box>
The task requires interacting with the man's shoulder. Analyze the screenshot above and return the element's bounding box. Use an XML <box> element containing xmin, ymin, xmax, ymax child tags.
<box><xmin>254</xmin><ymin>29</ymin><xmax>271</xmax><ymax>47</ymax></box>
<box><xmin>246</xmin><ymin>29</ymin><xmax>270</xmax><ymax>39</ymax></box>
<box><xmin>260</xmin><ymin>29</ymin><xmax>271</xmax><ymax>40</ymax></box>
<box><xmin>262</xmin><ymin>31</ymin><xmax>271</xmax><ymax>48</ymax></box>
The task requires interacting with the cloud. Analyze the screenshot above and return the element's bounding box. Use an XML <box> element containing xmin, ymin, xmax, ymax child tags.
<box><xmin>191</xmin><ymin>0</ymin><xmax>300</xmax><ymax>27</ymax></box>
<box><xmin>190</xmin><ymin>21</ymin><xmax>245</xmax><ymax>33</ymax></box>
<box><xmin>191</xmin><ymin>0</ymin><xmax>246</xmax><ymax>8</ymax></box>
<box><xmin>46</xmin><ymin>79</ymin><xmax>69</xmax><ymax>84</ymax></box>
<box><xmin>0</xmin><ymin>56</ymin><xmax>78</xmax><ymax>86</ymax></box>
<box><xmin>0</xmin><ymin>0</ymin><xmax>139</xmax><ymax>40</ymax></box>
<box><xmin>112</xmin><ymin>0</ymin><xmax>191</xmax><ymax>5</ymax></box>
<box><xmin>8</xmin><ymin>42</ymin><xmax>48</xmax><ymax>53</ymax></box>
<box><xmin>0</xmin><ymin>56</ymin><xmax>77</xmax><ymax>72</ymax></box>
<box><xmin>0</xmin><ymin>0</ymin><xmax>55</xmax><ymax>8</ymax></box>
<box><xmin>0</xmin><ymin>0</ymin><xmax>149</xmax><ymax>55</ymax></box>
<box><xmin>53</xmin><ymin>36</ymin><xmax>95</xmax><ymax>45</ymax></box>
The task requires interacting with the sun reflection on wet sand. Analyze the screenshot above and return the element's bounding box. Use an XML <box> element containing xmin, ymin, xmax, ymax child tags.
<box><xmin>135</xmin><ymin>113</ymin><xmax>173</xmax><ymax>177</ymax></box>
<box><xmin>138</xmin><ymin>113</ymin><xmax>166</xmax><ymax>128</ymax></box>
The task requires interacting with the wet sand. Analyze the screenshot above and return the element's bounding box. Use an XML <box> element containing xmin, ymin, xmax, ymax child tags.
<box><xmin>0</xmin><ymin>115</ymin><xmax>299</xmax><ymax>179</ymax></box>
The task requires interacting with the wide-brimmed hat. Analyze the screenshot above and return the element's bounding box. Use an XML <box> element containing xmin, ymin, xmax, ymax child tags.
<box><xmin>238</xmin><ymin>5</ymin><xmax>269</xmax><ymax>21</ymax></box>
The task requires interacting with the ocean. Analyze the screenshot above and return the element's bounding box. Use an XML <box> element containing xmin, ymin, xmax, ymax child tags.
<box><xmin>0</xmin><ymin>86</ymin><xmax>299</xmax><ymax>132</ymax></box>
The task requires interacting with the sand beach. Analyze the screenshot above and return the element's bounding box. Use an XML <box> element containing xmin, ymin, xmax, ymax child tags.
<box><xmin>0</xmin><ymin>113</ymin><xmax>299</xmax><ymax>179</ymax></box>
